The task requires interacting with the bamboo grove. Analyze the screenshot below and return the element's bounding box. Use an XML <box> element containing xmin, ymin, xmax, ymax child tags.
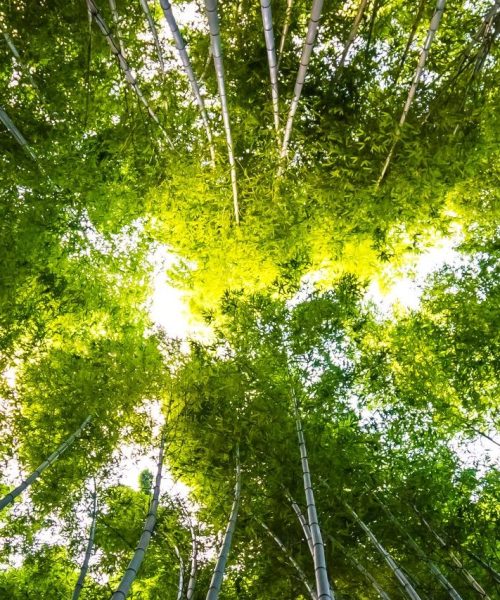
<box><xmin>0</xmin><ymin>0</ymin><xmax>499</xmax><ymax>599</ymax></box>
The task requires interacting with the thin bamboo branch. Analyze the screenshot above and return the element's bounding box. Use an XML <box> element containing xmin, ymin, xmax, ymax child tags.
<box><xmin>203</xmin><ymin>0</ymin><xmax>239</xmax><ymax>223</ymax></box>
<box><xmin>337</xmin><ymin>0</ymin><xmax>370</xmax><ymax>71</ymax></box>
<box><xmin>160</xmin><ymin>0</ymin><xmax>216</xmax><ymax>166</ymax></box>
<box><xmin>0</xmin><ymin>415</ymin><xmax>92</xmax><ymax>511</ymax></box>
<box><xmin>376</xmin><ymin>0</ymin><xmax>446</xmax><ymax>186</ymax></box>
<box><xmin>279</xmin><ymin>0</ymin><xmax>324</xmax><ymax>169</ymax></box>
<box><xmin>72</xmin><ymin>486</ymin><xmax>98</xmax><ymax>600</ymax></box>
<box><xmin>205</xmin><ymin>447</ymin><xmax>241</xmax><ymax>600</ymax></box>
<box><xmin>139</xmin><ymin>0</ymin><xmax>165</xmax><ymax>72</ymax></box>
<box><xmin>260</xmin><ymin>0</ymin><xmax>280</xmax><ymax>134</ymax></box>
<box><xmin>111</xmin><ymin>433</ymin><xmax>166</xmax><ymax>599</ymax></box>
<box><xmin>393</xmin><ymin>0</ymin><xmax>426</xmax><ymax>84</ymax></box>
<box><xmin>260</xmin><ymin>520</ymin><xmax>317</xmax><ymax>600</ymax></box>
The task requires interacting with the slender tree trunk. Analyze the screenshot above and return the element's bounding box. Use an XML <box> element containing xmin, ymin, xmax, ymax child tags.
<box><xmin>286</xmin><ymin>490</ymin><xmax>314</xmax><ymax>558</ymax></box>
<box><xmin>373</xmin><ymin>493</ymin><xmax>464</xmax><ymax>600</ymax></box>
<box><xmin>376</xmin><ymin>0</ymin><xmax>446</xmax><ymax>186</ymax></box>
<box><xmin>346</xmin><ymin>503</ymin><xmax>422</xmax><ymax>600</ymax></box>
<box><xmin>337</xmin><ymin>0</ymin><xmax>370</xmax><ymax>71</ymax></box>
<box><xmin>277</xmin><ymin>0</ymin><xmax>293</xmax><ymax>67</ymax></box>
<box><xmin>0</xmin><ymin>415</ymin><xmax>92</xmax><ymax>511</ymax></box>
<box><xmin>393</xmin><ymin>0</ymin><xmax>426</xmax><ymax>84</ymax></box>
<box><xmin>111</xmin><ymin>433</ymin><xmax>166</xmax><ymax>599</ymax></box>
<box><xmin>139</xmin><ymin>0</ymin><xmax>165</xmax><ymax>72</ymax></box>
<box><xmin>72</xmin><ymin>487</ymin><xmax>98</xmax><ymax>600</ymax></box>
<box><xmin>364</xmin><ymin>0</ymin><xmax>380</xmax><ymax>58</ymax></box>
<box><xmin>0</xmin><ymin>108</ymin><xmax>38</xmax><ymax>162</ymax></box>
<box><xmin>330</xmin><ymin>537</ymin><xmax>392</xmax><ymax>600</ymax></box>
<box><xmin>87</xmin><ymin>0</ymin><xmax>173</xmax><ymax>147</ymax></box>
<box><xmin>293</xmin><ymin>392</ymin><xmax>332</xmax><ymax>600</ymax></box>
<box><xmin>160</xmin><ymin>0</ymin><xmax>216</xmax><ymax>166</ymax></box>
<box><xmin>203</xmin><ymin>0</ymin><xmax>239</xmax><ymax>223</ymax></box>
<box><xmin>260</xmin><ymin>520</ymin><xmax>317</xmax><ymax>600</ymax></box>
<box><xmin>205</xmin><ymin>448</ymin><xmax>241</xmax><ymax>600</ymax></box>
<box><xmin>279</xmin><ymin>0</ymin><xmax>324</xmax><ymax>169</ymax></box>
<box><xmin>414</xmin><ymin>508</ymin><xmax>492</xmax><ymax>597</ymax></box>
<box><xmin>174</xmin><ymin>545</ymin><xmax>184</xmax><ymax>600</ymax></box>
<box><xmin>260</xmin><ymin>0</ymin><xmax>280</xmax><ymax>135</ymax></box>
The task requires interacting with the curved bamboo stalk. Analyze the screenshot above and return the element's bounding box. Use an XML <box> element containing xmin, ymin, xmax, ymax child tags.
<box><xmin>330</xmin><ymin>537</ymin><xmax>392</xmax><ymax>600</ymax></box>
<box><xmin>293</xmin><ymin>392</ymin><xmax>332</xmax><ymax>600</ymax></box>
<box><xmin>376</xmin><ymin>0</ymin><xmax>446</xmax><ymax>186</ymax></box>
<box><xmin>337</xmin><ymin>0</ymin><xmax>370</xmax><ymax>71</ymax></box>
<box><xmin>160</xmin><ymin>0</ymin><xmax>216</xmax><ymax>166</ymax></box>
<box><xmin>373</xmin><ymin>493</ymin><xmax>465</xmax><ymax>600</ymax></box>
<box><xmin>87</xmin><ymin>0</ymin><xmax>173</xmax><ymax>147</ymax></box>
<box><xmin>174</xmin><ymin>545</ymin><xmax>184</xmax><ymax>600</ymax></box>
<box><xmin>260</xmin><ymin>0</ymin><xmax>280</xmax><ymax>134</ymax></box>
<box><xmin>139</xmin><ymin>0</ymin><xmax>165</xmax><ymax>72</ymax></box>
<box><xmin>279</xmin><ymin>0</ymin><xmax>324</xmax><ymax>167</ymax></box>
<box><xmin>466</xmin><ymin>551</ymin><xmax>500</xmax><ymax>586</ymax></box>
<box><xmin>205</xmin><ymin>448</ymin><xmax>241</xmax><ymax>600</ymax></box>
<box><xmin>111</xmin><ymin>433</ymin><xmax>166</xmax><ymax>599</ymax></box>
<box><xmin>0</xmin><ymin>107</ymin><xmax>38</xmax><ymax>162</ymax></box>
<box><xmin>72</xmin><ymin>486</ymin><xmax>98</xmax><ymax>600</ymax></box>
<box><xmin>277</xmin><ymin>0</ymin><xmax>294</xmax><ymax>66</ymax></box>
<box><xmin>203</xmin><ymin>0</ymin><xmax>239</xmax><ymax>223</ymax></box>
<box><xmin>0</xmin><ymin>415</ymin><xmax>92</xmax><ymax>511</ymax></box>
<box><xmin>260</xmin><ymin>520</ymin><xmax>317</xmax><ymax>600</ymax></box>
<box><xmin>345</xmin><ymin>503</ymin><xmax>422</xmax><ymax>600</ymax></box>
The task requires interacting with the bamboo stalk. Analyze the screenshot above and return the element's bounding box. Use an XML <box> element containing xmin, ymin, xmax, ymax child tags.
<box><xmin>203</xmin><ymin>0</ymin><xmax>239</xmax><ymax>223</ymax></box>
<box><xmin>0</xmin><ymin>415</ymin><xmax>92</xmax><ymax>511</ymax></box>
<box><xmin>174</xmin><ymin>545</ymin><xmax>184</xmax><ymax>600</ymax></box>
<box><xmin>372</xmin><ymin>492</ymin><xmax>464</xmax><ymax>600</ymax></box>
<box><xmin>393</xmin><ymin>0</ymin><xmax>426</xmax><ymax>84</ymax></box>
<box><xmin>279</xmin><ymin>0</ymin><xmax>324</xmax><ymax>169</ymax></box>
<box><xmin>260</xmin><ymin>0</ymin><xmax>280</xmax><ymax>134</ymax></box>
<box><xmin>186</xmin><ymin>516</ymin><xmax>198</xmax><ymax>600</ymax></box>
<box><xmin>87</xmin><ymin>0</ymin><xmax>173</xmax><ymax>147</ymax></box>
<box><xmin>414</xmin><ymin>507</ymin><xmax>492</xmax><ymax>598</ymax></box>
<box><xmin>345</xmin><ymin>502</ymin><xmax>422</xmax><ymax>600</ymax></box>
<box><xmin>108</xmin><ymin>0</ymin><xmax>127</xmax><ymax>58</ymax></box>
<box><xmin>337</xmin><ymin>0</ymin><xmax>370</xmax><ymax>71</ymax></box>
<box><xmin>111</xmin><ymin>433</ymin><xmax>166</xmax><ymax>599</ymax></box>
<box><xmin>286</xmin><ymin>490</ymin><xmax>315</xmax><ymax>558</ymax></box>
<box><xmin>277</xmin><ymin>0</ymin><xmax>294</xmax><ymax>66</ymax></box>
<box><xmin>160</xmin><ymin>0</ymin><xmax>216</xmax><ymax>166</ymax></box>
<box><xmin>139</xmin><ymin>0</ymin><xmax>165</xmax><ymax>72</ymax></box>
<box><xmin>293</xmin><ymin>391</ymin><xmax>332</xmax><ymax>600</ymax></box>
<box><xmin>330</xmin><ymin>537</ymin><xmax>392</xmax><ymax>600</ymax></box>
<box><xmin>260</xmin><ymin>520</ymin><xmax>317</xmax><ymax>600</ymax></box>
<box><xmin>0</xmin><ymin>107</ymin><xmax>38</xmax><ymax>162</ymax></box>
<box><xmin>72</xmin><ymin>486</ymin><xmax>98</xmax><ymax>600</ymax></box>
<box><xmin>205</xmin><ymin>447</ymin><xmax>241</xmax><ymax>600</ymax></box>
<box><xmin>376</xmin><ymin>0</ymin><xmax>446</xmax><ymax>186</ymax></box>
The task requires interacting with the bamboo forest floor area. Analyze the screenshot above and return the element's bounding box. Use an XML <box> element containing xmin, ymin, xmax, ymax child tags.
<box><xmin>0</xmin><ymin>1</ymin><xmax>499</xmax><ymax>599</ymax></box>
